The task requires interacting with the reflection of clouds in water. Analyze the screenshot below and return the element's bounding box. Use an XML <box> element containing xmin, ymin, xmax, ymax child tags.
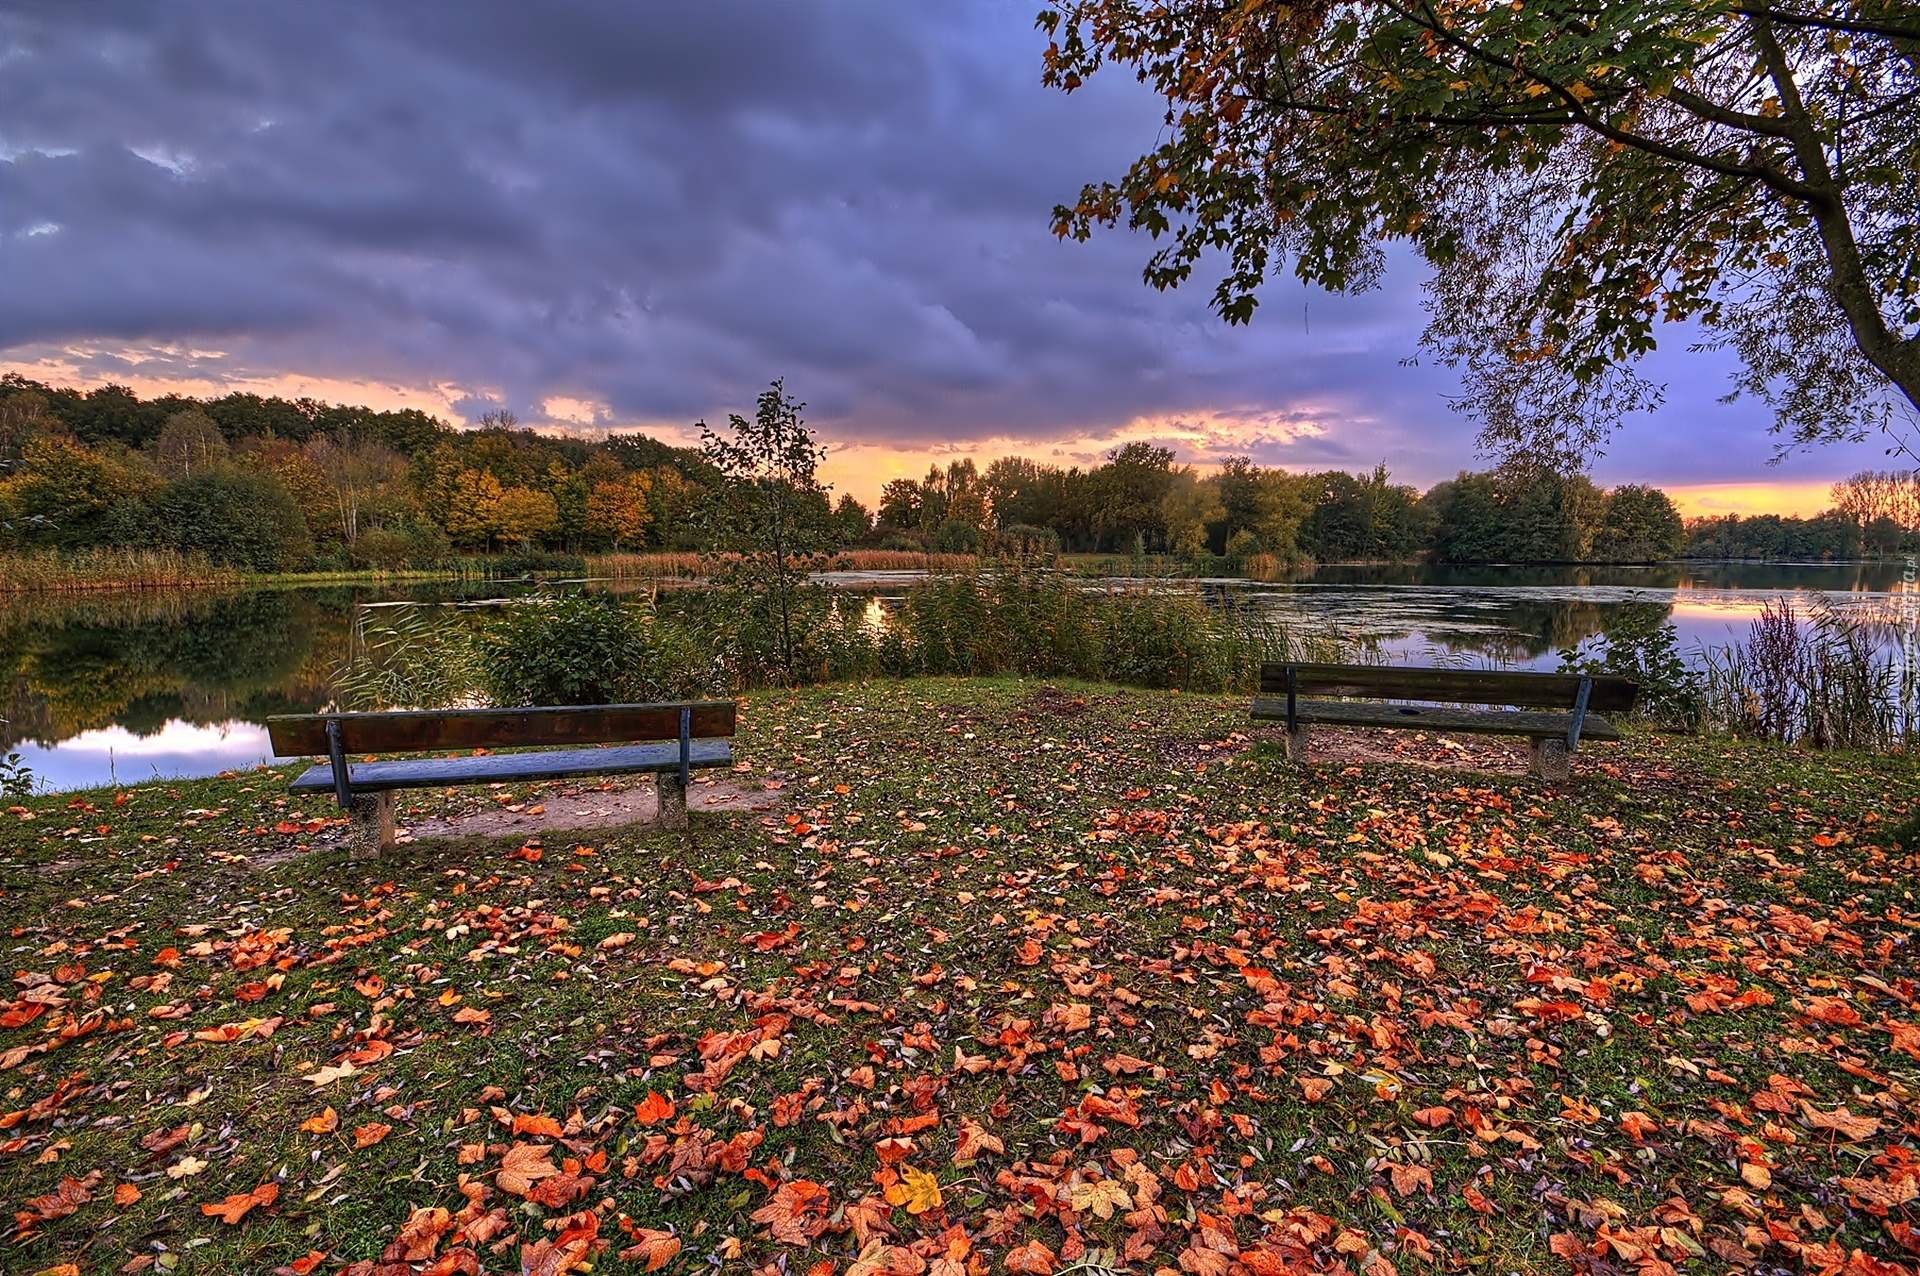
<box><xmin>16</xmin><ymin>720</ymin><xmax>277</xmax><ymax>792</ymax></box>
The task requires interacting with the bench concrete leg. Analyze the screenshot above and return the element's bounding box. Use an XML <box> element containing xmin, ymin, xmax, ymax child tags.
<box><xmin>346</xmin><ymin>792</ymin><xmax>395</xmax><ymax>859</ymax></box>
<box><xmin>1528</xmin><ymin>738</ymin><xmax>1570</xmax><ymax>783</ymax></box>
<box><xmin>657</xmin><ymin>772</ymin><xmax>688</xmax><ymax>830</ymax></box>
<box><xmin>1284</xmin><ymin>724</ymin><xmax>1312</xmax><ymax>763</ymax></box>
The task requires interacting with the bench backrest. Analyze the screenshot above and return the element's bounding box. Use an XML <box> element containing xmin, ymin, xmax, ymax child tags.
<box><xmin>266</xmin><ymin>701</ymin><xmax>737</xmax><ymax>758</ymax></box>
<box><xmin>1259</xmin><ymin>663</ymin><xmax>1637</xmax><ymax>712</ymax></box>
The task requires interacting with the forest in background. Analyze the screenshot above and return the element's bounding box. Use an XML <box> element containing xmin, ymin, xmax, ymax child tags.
<box><xmin>2</xmin><ymin>376</ymin><xmax>1916</xmax><ymax>572</ymax></box>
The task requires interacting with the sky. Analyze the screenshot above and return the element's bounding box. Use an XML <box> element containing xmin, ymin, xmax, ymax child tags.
<box><xmin>0</xmin><ymin>0</ymin><xmax>1900</xmax><ymax>514</ymax></box>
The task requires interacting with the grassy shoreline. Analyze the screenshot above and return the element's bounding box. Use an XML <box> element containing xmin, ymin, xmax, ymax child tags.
<box><xmin>2</xmin><ymin>677</ymin><xmax>1916</xmax><ymax>1275</ymax></box>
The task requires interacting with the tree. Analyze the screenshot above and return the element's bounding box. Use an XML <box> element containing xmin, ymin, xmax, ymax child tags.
<box><xmin>1160</xmin><ymin>467</ymin><xmax>1226</xmax><ymax>559</ymax></box>
<box><xmin>833</xmin><ymin>493</ymin><xmax>873</xmax><ymax>545</ymax></box>
<box><xmin>1087</xmin><ymin>442</ymin><xmax>1177</xmax><ymax>550</ymax></box>
<box><xmin>0</xmin><ymin>437</ymin><xmax>156</xmax><ymax>550</ymax></box>
<box><xmin>700</xmin><ymin>381</ymin><xmax>836</xmax><ymax>679</ymax></box>
<box><xmin>1040</xmin><ymin>1</ymin><xmax>1920</xmax><ymax>463</ymax></box>
<box><xmin>496</xmin><ymin>486</ymin><xmax>560</xmax><ymax>548</ymax></box>
<box><xmin>585</xmin><ymin>473</ymin><xmax>653</xmax><ymax>550</ymax></box>
<box><xmin>443</xmin><ymin>469</ymin><xmax>505</xmax><ymax>549</ymax></box>
<box><xmin>1594</xmin><ymin>484</ymin><xmax>1686</xmax><ymax>561</ymax></box>
<box><xmin>876</xmin><ymin>479</ymin><xmax>924</xmax><ymax>533</ymax></box>
<box><xmin>150</xmin><ymin>409</ymin><xmax>229</xmax><ymax>479</ymax></box>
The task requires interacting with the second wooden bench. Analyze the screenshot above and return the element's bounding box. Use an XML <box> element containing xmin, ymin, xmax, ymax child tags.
<box><xmin>1250</xmin><ymin>663</ymin><xmax>1637</xmax><ymax>781</ymax></box>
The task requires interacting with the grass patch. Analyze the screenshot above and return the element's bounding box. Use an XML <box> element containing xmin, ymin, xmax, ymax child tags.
<box><xmin>1</xmin><ymin>678</ymin><xmax>1916</xmax><ymax>1275</ymax></box>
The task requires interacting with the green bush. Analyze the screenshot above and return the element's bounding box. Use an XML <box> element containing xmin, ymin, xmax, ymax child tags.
<box><xmin>152</xmin><ymin>469</ymin><xmax>312</xmax><ymax>571</ymax></box>
<box><xmin>476</xmin><ymin>590</ymin><xmax>713</xmax><ymax>706</ymax></box>
<box><xmin>1557</xmin><ymin>592</ymin><xmax>1701</xmax><ymax>726</ymax></box>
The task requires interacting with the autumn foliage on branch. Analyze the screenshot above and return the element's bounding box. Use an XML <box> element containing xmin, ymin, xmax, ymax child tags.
<box><xmin>1040</xmin><ymin>1</ymin><xmax>1920</xmax><ymax>465</ymax></box>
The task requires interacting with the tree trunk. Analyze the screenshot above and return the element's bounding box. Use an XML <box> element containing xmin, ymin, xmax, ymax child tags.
<box><xmin>1752</xmin><ymin>15</ymin><xmax>1920</xmax><ymax>419</ymax></box>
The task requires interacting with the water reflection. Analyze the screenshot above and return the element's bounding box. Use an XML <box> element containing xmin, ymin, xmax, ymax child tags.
<box><xmin>0</xmin><ymin>561</ymin><xmax>1913</xmax><ymax>790</ymax></box>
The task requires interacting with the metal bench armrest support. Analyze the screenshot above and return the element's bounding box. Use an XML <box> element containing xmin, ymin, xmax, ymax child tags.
<box><xmin>325</xmin><ymin>719</ymin><xmax>351</xmax><ymax>809</ymax></box>
<box><xmin>1286</xmin><ymin>666</ymin><xmax>1297</xmax><ymax>735</ymax></box>
<box><xmin>679</xmin><ymin>708</ymin><xmax>691</xmax><ymax>790</ymax></box>
<box><xmin>1566</xmin><ymin>678</ymin><xmax>1593</xmax><ymax>750</ymax></box>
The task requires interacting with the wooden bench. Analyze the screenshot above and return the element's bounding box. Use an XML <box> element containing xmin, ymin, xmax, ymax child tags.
<box><xmin>265</xmin><ymin>701</ymin><xmax>737</xmax><ymax>853</ymax></box>
<box><xmin>1250</xmin><ymin>663</ymin><xmax>1637</xmax><ymax>781</ymax></box>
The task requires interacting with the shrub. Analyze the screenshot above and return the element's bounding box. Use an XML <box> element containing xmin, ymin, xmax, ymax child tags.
<box><xmin>153</xmin><ymin>469</ymin><xmax>312</xmax><ymax>571</ymax></box>
<box><xmin>477</xmin><ymin>590</ymin><xmax>713</xmax><ymax>706</ymax></box>
<box><xmin>1557</xmin><ymin>592</ymin><xmax>1700</xmax><ymax>726</ymax></box>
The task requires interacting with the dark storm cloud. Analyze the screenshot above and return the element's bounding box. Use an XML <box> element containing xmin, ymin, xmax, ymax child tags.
<box><xmin>0</xmin><ymin>0</ymin><xmax>1865</xmax><ymax>485</ymax></box>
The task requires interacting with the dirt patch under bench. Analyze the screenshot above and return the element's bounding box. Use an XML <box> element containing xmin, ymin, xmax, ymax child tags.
<box><xmin>389</xmin><ymin>772</ymin><xmax>788</xmax><ymax>845</ymax></box>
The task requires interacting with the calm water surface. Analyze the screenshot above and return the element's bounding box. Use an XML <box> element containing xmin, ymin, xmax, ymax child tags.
<box><xmin>4</xmin><ymin>561</ymin><xmax>1913</xmax><ymax>791</ymax></box>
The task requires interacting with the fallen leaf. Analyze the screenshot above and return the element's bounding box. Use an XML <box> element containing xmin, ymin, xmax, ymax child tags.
<box><xmin>201</xmin><ymin>1181</ymin><xmax>278</xmax><ymax>1225</ymax></box>
<box><xmin>299</xmin><ymin>1106</ymin><xmax>338</xmax><ymax>1134</ymax></box>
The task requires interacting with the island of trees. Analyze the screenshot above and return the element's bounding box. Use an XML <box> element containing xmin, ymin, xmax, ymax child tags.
<box><xmin>1</xmin><ymin>375</ymin><xmax>1914</xmax><ymax>574</ymax></box>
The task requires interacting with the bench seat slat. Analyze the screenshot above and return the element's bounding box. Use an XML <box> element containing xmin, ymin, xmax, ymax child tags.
<box><xmin>287</xmin><ymin>739</ymin><xmax>734</xmax><ymax>794</ymax></box>
<box><xmin>1256</xmin><ymin>663</ymin><xmax>1637</xmax><ymax>712</ymax></box>
<box><xmin>1251</xmin><ymin>696</ymin><xmax>1619</xmax><ymax>740</ymax></box>
<box><xmin>267</xmin><ymin>701</ymin><xmax>736</xmax><ymax>757</ymax></box>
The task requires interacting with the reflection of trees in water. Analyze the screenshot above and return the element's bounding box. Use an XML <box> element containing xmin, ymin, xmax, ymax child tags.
<box><xmin>0</xmin><ymin>591</ymin><xmax>358</xmax><ymax>748</ymax></box>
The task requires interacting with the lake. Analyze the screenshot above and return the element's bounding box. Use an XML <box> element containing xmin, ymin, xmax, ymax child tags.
<box><xmin>4</xmin><ymin>560</ymin><xmax>1914</xmax><ymax>791</ymax></box>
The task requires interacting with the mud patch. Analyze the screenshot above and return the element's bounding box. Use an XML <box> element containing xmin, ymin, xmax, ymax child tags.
<box><xmin>1024</xmin><ymin>686</ymin><xmax>1091</xmax><ymax>717</ymax></box>
<box><xmin>388</xmin><ymin>773</ymin><xmax>786</xmax><ymax>845</ymax></box>
<box><xmin>1245</xmin><ymin>724</ymin><xmax>1538</xmax><ymax>776</ymax></box>
<box><xmin>1157</xmin><ymin>731</ymin><xmax>1253</xmax><ymax>770</ymax></box>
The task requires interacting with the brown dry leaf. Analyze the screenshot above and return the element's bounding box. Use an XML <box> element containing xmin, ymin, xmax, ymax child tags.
<box><xmin>1839</xmin><ymin>1175</ymin><xmax>1919</xmax><ymax>1209</ymax></box>
<box><xmin>1800</xmin><ymin>1101</ymin><xmax>1880</xmax><ymax>1141</ymax></box>
<box><xmin>396</xmin><ymin>1205</ymin><xmax>452</xmax><ymax>1261</ymax></box>
<box><xmin>1298</xmin><ymin>1076</ymin><xmax>1335</xmax><ymax>1102</ymax></box>
<box><xmin>452</xmin><ymin>1006</ymin><xmax>491</xmax><ymax>1025</ymax></box>
<box><xmin>1068</xmin><ymin>1176</ymin><xmax>1132</xmax><ymax>1219</ymax></box>
<box><xmin>750</xmin><ymin>1179</ymin><xmax>830</xmax><ymax>1245</ymax></box>
<box><xmin>1388</xmin><ymin>1162</ymin><xmax>1433</xmax><ymax>1197</ymax></box>
<box><xmin>619</xmin><ymin>1229</ymin><xmax>682</xmax><ymax>1272</ymax></box>
<box><xmin>201</xmin><ymin>1180</ymin><xmax>278</xmax><ymax>1225</ymax></box>
<box><xmin>353</xmin><ymin>1122</ymin><xmax>391</xmax><ymax>1148</ymax></box>
<box><xmin>952</xmin><ymin>1118</ymin><xmax>1004</xmax><ymax>1166</ymax></box>
<box><xmin>519</xmin><ymin>1236</ymin><xmax>591</xmax><ymax>1276</ymax></box>
<box><xmin>496</xmin><ymin>1142</ymin><xmax>559</xmax><ymax>1196</ymax></box>
<box><xmin>113</xmin><ymin>1182</ymin><xmax>141</xmax><ymax>1207</ymax></box>
<box><xmin>1003</xmin><ymin>1241</ymin><xmax>1057</xmax><ymax>1274</ymax></box>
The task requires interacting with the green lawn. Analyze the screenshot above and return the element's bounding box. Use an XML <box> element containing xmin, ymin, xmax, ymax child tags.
<box><xmin>1</xmin><ymin>678</ymin><xmax>1916</xmax><ymax>1276</ymax></box>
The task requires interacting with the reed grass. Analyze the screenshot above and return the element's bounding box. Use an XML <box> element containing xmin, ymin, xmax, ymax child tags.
<box><xmin>1696</xmin><ymin>596</ymin><xmax>1917</xmax><ymax>751</ymax></box>
<box><xmin>0</xmin><ymin>548</ymin><xmax>242</xmax><ymax>593</ymax></box>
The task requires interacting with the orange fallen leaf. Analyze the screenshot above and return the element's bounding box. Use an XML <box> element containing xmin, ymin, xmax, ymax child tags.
<box><xmin>299</xmin><ymin>1107</ymin><xmax>338</xmax><ymax>1134</ymax></box>
<box><xmin>633</xmin><ymin>1090</ymin><xmax>675</xmax><ymax>1126</ymax></box>
<box><xmin>201</xmin><ymin>1180</ymin><xmax>278</xmax><ymax>1225</ymax></box>
<box><xmin>354</xmin><ymin>1122</ymin><xmax>391</xmax><ymax>1148</ymax></box>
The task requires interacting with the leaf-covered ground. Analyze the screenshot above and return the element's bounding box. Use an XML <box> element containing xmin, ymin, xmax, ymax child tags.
<box><xmin>2</xmin><ymin>677</ymin><xmax>1917</xmax><ymax>1276</ymax></box>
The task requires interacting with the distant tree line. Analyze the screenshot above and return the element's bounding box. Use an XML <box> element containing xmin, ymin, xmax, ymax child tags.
<box><xmin>875</xmin><ymin>446</ymin><xmax>1690</xmax><ymax>565</ymax></box>
<box><xmin>1675</xmin><ymin>471</ymin><xmax>1920</xmax><ymax>561</ymax></box>
<box><xmin>0</xmin><ymin>375</ymin><xmax>860</xmax><ymax>572</ymax></box>
<box><xmin>7</xmin><ymin>376</ymin><xmax>1912</xmax><ymax>571</ymax></box>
